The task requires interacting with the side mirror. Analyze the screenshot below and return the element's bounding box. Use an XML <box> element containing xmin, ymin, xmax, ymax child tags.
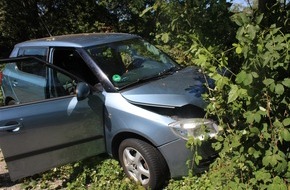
<box><xmin>76</xmin><ymin>82</ymin><xmax>90</xmax><ymax>101</ymax></box>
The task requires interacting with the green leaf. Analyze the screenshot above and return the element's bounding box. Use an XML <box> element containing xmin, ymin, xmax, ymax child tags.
<box><xmin>240</xmin><ymin>13</ymin><xmax>250</xmax><ymax>24</ymax></box>
<box><xmin>253</xmin><ymin>150</ymin><xmax>261</xmax><ymax>158</ymax></box>
<box><xmin>231</xmin><ymin>135</ymin><xmax>241</xmax><ymax>148</ymax></box>
<box><xmin>275</xmin><ymin>83</ymin><xmax>284</xmax><ymax>95</ymax></box>
<box><xmin>139</xmin><ymin>6</ymin><xmax>153</xmax><ymax>17</ymax></box>
<box><xmin>275</xmin><ymin>158</ymin><xmax>287</xmax><ymax>173</ymax></box>
<box><xmin>249</xmin><ymin>127</ymin><xmax>260</xmax><ymax>135</ymax></box>
<box><xmin>255</xmin><ymin>14</ymin><xmax>263</xmax><ymax>24</ymax></box>
<box><xmin>248</xmin><ymin>147</ymin><xmax>262</xmax><ymax>158</ymax></box>
<box><xmin>238</xmin><ymin>88</ymin><xmax>248</xmax><ymax>97</ymax></box>
<box><xmin>243</xmin><ymin>73</ymin><xmax>253</xmax><ymax>86</ymax></box>
<box><xmin>251</xmin><ymin>72</ymin><xmax>259</xmax><ymax>78</ymax></box>
<box><xmin>280</xmin><ymin>129</ymin><xmax>290</xmax><ymax>141</ymax></box>
<box><xmin>212</xmin><ymin>142</ymin><xmax>222</xmax><ymax>151</ymax></box>
<box><xmin>228</xmin><ymin>85</ymin><xmax>239</xmax><ymax>103</ymax></box>
<box><xmin>268</xmin><ymin>176</ymin><xmax>287</xmax><ymax>190</ymax></box>
<box><xmin>248</xmin><ymin>147</ymin><xmax>255</xmax><ymax>155</ymax></box>
<box><xmin>255</xmin><ymin>170</ymin><xmax>271</xmax><ymax>181</ymax></box>
<box><xmin>283</xmin><ymin>118</ymin><xmax>290</xmax><ymax>126</ymax></box>
<box><xmin>263</xmin><ymin>78</ymin><xmax>274</xmax><ymax>86</ymax></box>
<box><xmin>195</xmin><ymin>54</ymin><xmax>209</xmax><ymax>67</ymax></box>
<box><xmin>247</xmin><ymin>24</ymin><xmax>257</xmax><ymax>40</ymax></box>
<box><xmin>254</xmin><ymin>112</ymin><xmax>261</xmax><ymax>123</ymax></box>
<box><xmin>274</xmin><ymin>120</ymin><xmax>283</xmax><ymax>128</ymax></box>
<box><xmin>233</xmin><ymin>14</ymin><xmax>243</xmax><ymax>26</ymax></box>
<box><xmin>235</xmin><ymin>46</ymin><xmax>242</xmax><ymax>54</ymax></box>
<box><xmin>194</xmin><ymin>154</ymin><xmax>202</xmax><ymax>165</ymax></box>
<box><xmin>267</xmin><ymin>155</ymin><xmax>278</xmax><ymax>166</ymax></box>
<box><xmin>257</xmin><ymin>44</ymin><xmax>263</xmax><ymax>52</ymax></box>
<box><xmin>244</xmin><ymin>111</ymin><xmax>255</xmax><ymax>123</ymax></box>
<box><xmin>269</xmin><ymin>82</ymin><xmax>276</xmax><ymax>92</ymax></box>
<box><xmin>236</xmin><ymin>71</ymin><xmax>252</xmax><ymax>85</ymax></box>
<box><xmin>161</xmin><ymin>33</ymin><xmax>170</xmax><ymax>43</ymax></box>
<box><xmin>236</xmin><ymin>70</ymin><xmax>247</xmax><ymax>84</ymax></box>
<box><xmin>282</xmin><ymin>78</ymin><xmax>290</xmax><ymax>87</ymax></box>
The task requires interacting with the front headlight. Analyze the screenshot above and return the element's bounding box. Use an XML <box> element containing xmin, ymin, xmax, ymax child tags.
<box><xmin>168</xmin><ymin>118</ymin><xmax>219</xmax><ymax>140</ymax></box>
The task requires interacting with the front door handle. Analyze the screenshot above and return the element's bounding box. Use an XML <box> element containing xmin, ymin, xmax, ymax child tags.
<box><xmin>0</xmin><ymin>122</ymin><xmax>22</xmax><ymax>132</ymax></box>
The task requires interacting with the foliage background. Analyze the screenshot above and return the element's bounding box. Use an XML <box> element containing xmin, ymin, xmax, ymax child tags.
<box><xmin>0</xmin><ymin>0</ymin><xmax>289</xmax><ymax>189</ymax></box>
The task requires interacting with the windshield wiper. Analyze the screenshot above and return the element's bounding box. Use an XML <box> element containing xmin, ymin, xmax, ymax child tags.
<box><xmin>158</xmin><ymin>65</ymin><xmax>181</xmax><ymax>76</ymax></box>
<box><xmin>117</xmin><ymin>65</ymin><xmax>181</xmax><ymax>90</ymax></box>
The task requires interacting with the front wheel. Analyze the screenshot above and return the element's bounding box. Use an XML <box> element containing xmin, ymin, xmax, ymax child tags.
<box><xmin>118</xmin><ymin>139</ymin><xmax>169</xmax><ymax>190</ymax></box>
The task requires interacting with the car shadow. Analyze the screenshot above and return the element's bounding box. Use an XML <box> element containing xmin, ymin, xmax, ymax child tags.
<box><xmin>0</xmin><ymin>172</ymin><xmax>20</xmax><ymax>188</ymax></box>
<box><xmin>0</xmin><ymin>149</ymin><xmax>21</xmax><ymax>189</ymax></box>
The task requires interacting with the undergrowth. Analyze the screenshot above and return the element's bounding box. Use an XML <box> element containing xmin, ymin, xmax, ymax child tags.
<box><xmin>20</xmin><ymin>154</ymin><xmax>144</xmax><ymax>190</ymax></box>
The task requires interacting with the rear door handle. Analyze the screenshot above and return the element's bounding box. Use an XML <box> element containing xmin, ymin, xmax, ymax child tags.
<box><xmin>12</xmin><ymin>80</ymin><xmax>18</xmax><ymax>87</ymax></box>
<box><xmin>0</xmin><ymin>122</ymin><xmax>22</xmax><ymax>132</ymax></box>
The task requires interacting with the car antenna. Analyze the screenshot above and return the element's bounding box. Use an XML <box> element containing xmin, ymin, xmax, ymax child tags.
<box><xmin>38</xmin><ymin>13</ymin><xmax>52</xmax><ymax>37</ymax></box>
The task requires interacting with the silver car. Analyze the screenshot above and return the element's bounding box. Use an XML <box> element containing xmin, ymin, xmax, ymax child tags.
<box><xmin>0</xmin><ymin>33</ymin><xmax>218</xmax><ymax>189</ymax></box>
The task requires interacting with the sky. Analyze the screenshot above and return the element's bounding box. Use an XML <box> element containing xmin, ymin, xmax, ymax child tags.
<box><xmin>230</xmin><ymin>0</ymin><xmax>248</xmax><ymax>6</ymax></box>
<box><xmin>230</xmin><ymin>0</ymin><xmax>290</xmax><ymax>6</ymax></box>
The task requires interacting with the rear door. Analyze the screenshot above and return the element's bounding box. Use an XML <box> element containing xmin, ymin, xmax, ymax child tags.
<box><xmin>0</xmin><ymin>57</ymin><xmax>105</xmax><ymax>181</ymax></box>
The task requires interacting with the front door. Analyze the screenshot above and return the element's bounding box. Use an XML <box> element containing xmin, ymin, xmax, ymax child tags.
<box><xmin>0</xmin><ymin>57</ymin><xmax>105</xmax><ymax>180</ymax></box>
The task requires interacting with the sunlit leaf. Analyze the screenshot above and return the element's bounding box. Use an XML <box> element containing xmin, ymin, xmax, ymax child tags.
<box><xmin>275</xmin><ymin>84</ymin><xmax>284</xmax><ymax>95</ymax></box>
<box><xmin>228</xmin><ymin>85</ymin><xmax>239</xmax><ymax>103</ymax></box>
<box><xmin>235</xmin><ymin>46</ymin><xmax>242</xmax><ymax>54</ymax></box>
<box><xmin>274</xmin><ymin>120</ymin><xmax>283</xmax><ymax>128</ymax></box>
<box><xmin>255</xmin><ymin>170</ymin><xmax>271</xmax><ymax>181</ymax></box>
<box><xmin>281</xmin><ymin>129</ymin><xmax>290</xmax><ymax>141</ymax></box>
<box><xmin>247</xmin><ymin>24</ymin><xmax>256</xmax><ymax>40</ymax></box>
<box><xmin>139</xmin><ymin>6</ymin><xmax>153</xmax><ymax>17</ymax></box>
<box><xmin>251</xmin><ymin>72</ymin><xmax>259</xmax><ymax>78</ymax></box>
<box><xmin>243</xmin><ymin>73</ymin><xmax>253</xmax><ymax>86</ymax></box>
<box><xmin>236</xmin><ymin>70</ymin><xmax>246</xmax><ymax>84</ymax></box>
<box><xmin>255</xmin><ymin>14</ymin><xmax>263</xmax><ymax>25</ymax></box>
<box><xmin>283</xmin><ymin>118</ymin><xmax>290</xmax><ymax>127</ymax></box>
<box><xmin>161</xmin><ymin>33</ymin><xmax>170</xmax><ymax>43</ymax></box>
<box><xmin>263</xmin><ymin>78</ymin><xmax>275</xmax><ymax>86</ymax></box>
<box><xmin>282</xmin><ymin>78</ymin><xmax>290</xmax><ymax>87</ymax></box>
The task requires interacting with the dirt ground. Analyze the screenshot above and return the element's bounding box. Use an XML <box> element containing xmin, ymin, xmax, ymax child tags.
<box><xmin>0</xmin><ymin>149</ymin><xmax>21</xmax><ymax>190</ymax></box>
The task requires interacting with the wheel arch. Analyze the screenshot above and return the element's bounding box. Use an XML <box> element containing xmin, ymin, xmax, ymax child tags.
<box><xmin>111</xmin><ymin>132</ymin><xmax>156</xmax><ymax>160</ymax></box>
<box><xmin>4</xmin><ymin>96</ymin><xmax>16</xmax><ymax>105</ymax></box>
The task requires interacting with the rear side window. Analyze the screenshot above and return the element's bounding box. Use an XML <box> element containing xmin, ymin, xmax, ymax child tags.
<box><xmin>17</xmin><ymin>48</ymin><xmax>48</xmax><ymax>77</ymax></box>
<box><xmin>16</xmin><ymin>61</ymin><xmax>46</xmax><ymax>77</ymax></box>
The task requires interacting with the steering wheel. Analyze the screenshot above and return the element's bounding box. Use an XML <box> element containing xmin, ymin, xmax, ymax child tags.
<box><xmin>126</xmin><ymin>58</ymin><xmax>145</xmax><ymax>70</ymax></box>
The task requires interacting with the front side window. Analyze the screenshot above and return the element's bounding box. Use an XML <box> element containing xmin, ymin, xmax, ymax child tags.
<box><xmin>85</xmin><ymin>38</ymin><xmax>179</xmax><ymax>89</ymax></box>
<box><xmin>52</xmin><ymin>48</ymin><xmax>99</xmax><ymax>86</ymax></box>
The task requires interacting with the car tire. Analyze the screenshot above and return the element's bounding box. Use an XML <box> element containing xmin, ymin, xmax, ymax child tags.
<box><xmin>6</xmin><ymin>98</ymin><xmax>17</xmax><ymax>105</ymax></box>
<box><xmin>118</xmin><ymin>138</ymin><xmax>168</xmax><ymax>190</ymax></box>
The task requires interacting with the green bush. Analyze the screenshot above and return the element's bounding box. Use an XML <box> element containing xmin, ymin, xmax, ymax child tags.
<box><xmin>168</xmin><ymin>11</ymin><xmax>289</xmax><ymax>189</ymax></box>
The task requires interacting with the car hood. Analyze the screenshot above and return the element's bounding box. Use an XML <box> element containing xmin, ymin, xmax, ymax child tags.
<box><xmin>121</xmin><ymin>66</ymin><xmax>211</xmax><ymax>108</ymax></box>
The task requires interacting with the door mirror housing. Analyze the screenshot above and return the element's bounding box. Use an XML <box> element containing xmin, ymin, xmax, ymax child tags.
<box><xmin>76</xmin><ymin>82</ymin><xmax>90</xmax><ymax>101</ymax></box>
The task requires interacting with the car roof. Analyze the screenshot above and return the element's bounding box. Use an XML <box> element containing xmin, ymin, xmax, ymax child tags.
<box><xmin>15</xmin><ymin>33</ymin><xmax>139</xmax><ymax>48</ymax></box>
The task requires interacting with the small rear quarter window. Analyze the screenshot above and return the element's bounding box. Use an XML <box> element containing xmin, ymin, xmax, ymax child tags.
<box><xmin>18</xmin><ymin>47</ymin><xmax>48</xmax><ymax>60</ymax></box>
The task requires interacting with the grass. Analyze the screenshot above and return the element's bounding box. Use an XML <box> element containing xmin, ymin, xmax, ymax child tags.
<box><xmin>20</xmin><ymin>154</ymin><xmax>144</xmax><ymax>190</ymax></box>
